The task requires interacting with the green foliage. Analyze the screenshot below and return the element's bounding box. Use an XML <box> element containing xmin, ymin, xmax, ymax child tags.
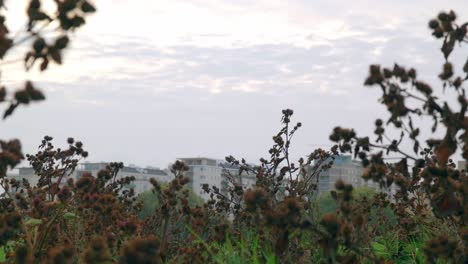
<box><xmin>372</xmin><ymin>233</ymin><xmax>447</xmax><ymax>264</ymax></box>
<box><xmin>24</xmin><ymin>218</ymin><xmax>42</xmax><ymax>227</ymax></box>
<box><xmin>316</xmin><ymin>186</ymin><xmax>379</xmax><ymax>215</ymax></box>
<box><xmin>0</xmin><ymin>246</ymin><xmax>4</xmax><ymax>262</ymax></box>
<box><xmin>186</xmin><ymin>226</ymin><xmax>277</xmax><ymax>264</ymax></box>
<box><xmin>137</xmin><ymin>183</ymin><xmax>203</xmax><ymax>219</ymax></box>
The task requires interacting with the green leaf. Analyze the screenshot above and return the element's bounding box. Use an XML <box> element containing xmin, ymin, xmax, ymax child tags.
<box><xmin>63</xmin><ymin>212</ymin><xmax>77</xmax><ymax>220</ymax></box>
<box><xmin>372</xmin><ymin>242</ymin><xmax>390</xmax><ymax>258</ymax></box>
<box><xmin>25</xmin><ymin>218</ymin><xmax>42</xmax><ymax>227</ymax></box>
<box><xmin>0</xmin><ymin>246</ymin><xmax>5</xmax><ymax>262</ymax></box>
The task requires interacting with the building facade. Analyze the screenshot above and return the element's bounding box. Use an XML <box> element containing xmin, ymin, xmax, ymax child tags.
<box><xmin>13</xmin><ymin>163</ymin><xmax>172</xmax><ymax>194</ymax></box>
<box><xmin>458</xmin><ymin>160</ymin><xmax>467</xmax><ymax>170</ymax></box>
<box><xmin>315</xmin><ymin>155</ymin><xmax>395</xmax><ymax>197</ymax></box>
<box><xmin>75</xmin><ymin>163</ymin><xmax>172</xmax><ymax>194</ymax></box>
<box><xmin>178</xmin><ymin>157</ymin><xmax>256</xmax><ymax>201</ymax></box>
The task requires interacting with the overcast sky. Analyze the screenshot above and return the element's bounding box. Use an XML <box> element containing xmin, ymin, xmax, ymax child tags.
<box><xmin>1</xmin><ymin>0</ymin><xmax>468</xmax><ymax>169</ymax></box>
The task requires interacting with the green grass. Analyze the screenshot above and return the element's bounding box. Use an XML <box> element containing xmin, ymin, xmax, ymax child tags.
<box><xmin>185</xmin><ymin>226</ymin><xmax>277</xmax><ymax>264</ymax></box>
<box><xmin>0</xmin><ymin>246</ymin><xmax>5</xmax><ymax>262</ymax></box>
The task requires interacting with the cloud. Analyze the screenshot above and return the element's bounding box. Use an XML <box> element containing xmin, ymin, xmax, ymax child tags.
<box><xmin>1</xmin><ymin>0</ymin><xmax>467</xmax><ymax>167</ymax></box>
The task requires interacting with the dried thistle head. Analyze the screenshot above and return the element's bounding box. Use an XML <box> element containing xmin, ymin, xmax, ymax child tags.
<box><xmin>119</xmin><ymin>236</ymin><xmax>161</xmax><ymax>264</ymax></box>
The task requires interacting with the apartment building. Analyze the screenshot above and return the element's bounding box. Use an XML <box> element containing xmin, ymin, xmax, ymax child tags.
<box><xmin>178</xmin><ymin>157</ymin><xmax>256</xmax><ymax>201</ymax></box>
<box><xmin>13</xmin><ymin>162</ymin><xmax>172</xmax><ymax>194</ymax></box>
<box><xmin>75</xmin><ymin>163</ymin><xmax>172</xmax><ymax>193</ymax></box>
<box><xmin>315</xmin><ymin>155</ymin><xmax>396</xmax><ymax>197</ymax></box>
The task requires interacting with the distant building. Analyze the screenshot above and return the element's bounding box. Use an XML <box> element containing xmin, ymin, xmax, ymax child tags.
<box><xmin>13</xmin><ymin>162</ymin><xmax>172</xmax><ymax>194</ymax></box>
<box><xmin>16</xmin><ymin>167</ymin><xmax>40</xmax><ymax>187</ymax></box>
<box><xmin>315</xmin><ymin>155</ymin><xmax>395</xmax><ymax>197</ymax></box>
<box><xmin>9</xmin><ymin>167</ymin><xmax>73</xmax><ymax>191</ymax></box>
<box><xmin>219</xmin><ymin>162</ymin><xmax>257</xmax><ymax>191</ymax></box>
<box><xmin>178</xmin><ymin>157</ymin><xmax>256</xmax><ymax>201</ymax></box>
<box><xmin>76</xmin><ymin>163</ymin><xmax>172</xmax><ymax>193</ymax></box>
<box><xmin>458</xmin><ymin>160</ymin><xmax>467</xmax><ymax>170</ymax></box>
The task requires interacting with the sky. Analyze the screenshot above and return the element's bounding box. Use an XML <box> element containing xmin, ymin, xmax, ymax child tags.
<box><xmin>1</xmin><ymin>0</ymin><xmax>468</xmax><ymax>169</ymax></box>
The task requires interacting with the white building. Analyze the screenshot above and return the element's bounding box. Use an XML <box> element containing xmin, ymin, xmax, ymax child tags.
<box><xmin>458</xmin><ymin>160</ymin><xmax>467</xmax><ymax>170</ymax></box>
<box><xmin>16</xmin><ymin>167</ymin><xmax>40</xmax><ymax>187</ymax></box>
<box><xmin>315</xmin><ymin>155</ymin><xmax>396</xmax><ymax>197</ymax></box>
<box><xmin>178</xmin><ymin>157</ymin><xmax>256</xmax><ymax>201</ymax></box>
<box><xmin>12</xmin><ymin>162</ymin><xmax>172</xmax><ymax>194</ymax></box>
<box><xmin>76</xmin><ymin>163</ymin><xmax>172</xmax><ymax>194</ymax></box>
